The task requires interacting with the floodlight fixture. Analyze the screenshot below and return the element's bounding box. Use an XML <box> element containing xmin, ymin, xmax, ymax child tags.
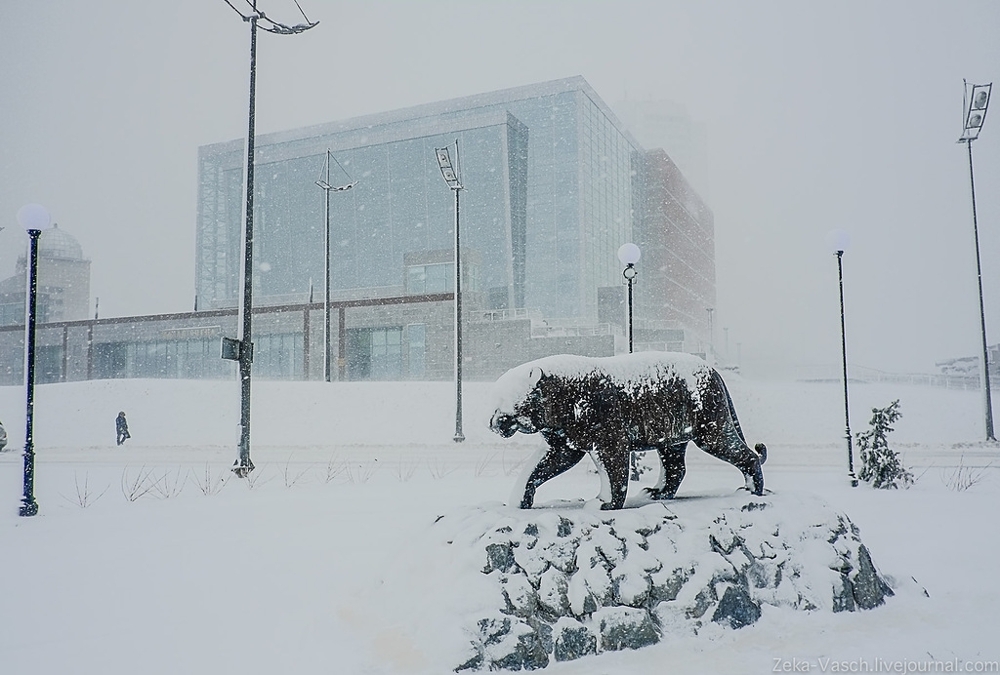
<box><xmin>959</xmin><ymin>81</ymin><xmax>991</xmax><ymax>142</ymax></box>
<box><xmin>435</xmin><ymin>145</ymin><xmax>462</xmax><ymax>190</ymax></box>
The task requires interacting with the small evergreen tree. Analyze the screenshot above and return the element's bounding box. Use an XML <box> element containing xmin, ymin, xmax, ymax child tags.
<box><xmin>857</xmin><ymin>400</ymin><xmax>913</xmax><ymax>489</ymax></box>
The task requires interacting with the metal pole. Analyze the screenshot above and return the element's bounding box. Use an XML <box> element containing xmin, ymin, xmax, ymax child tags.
<box><xmin>836</xmin><ymin>250</ymin><xmax>858</xmax><ymax>487</ymax></box>
<box><xmin>453</xmin><ymin>181</ymin><xmax>464</xmax><ymax>442</ymax></box>
<box><xmin>706</xmin><ymin>307</ymin><xmax>714</xmax><ymax>364</ymax></box>
<box><xmin>625</xmin><ymin>270</ymin><xmax>637</xmax><ymax>479</ymax></box>
<box><xmin>20</xmin><ymin>230</ymin><xmax>41</xmax><ymax>516</ymax></box>
<box><xmin>324</xmin><ymin>150</ymin><xmax>332</xmax><ymax>383</ymax></box>
<box><xmin>627</xmin><ymin>273</ymin><xmax>634</xmax><ymax>354</ymax></box>
<box><xmin>234</xmin><ymin>8</ymin><xmax>258</xmax><ymax>477</ymax></box>
<box><xmin>966</xmin><ymin>139</ymin><xmax>996</xmax><ymax>441</ymax></box>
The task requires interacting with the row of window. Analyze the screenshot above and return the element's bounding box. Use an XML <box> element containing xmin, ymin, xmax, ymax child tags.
<box><xmin>405</xmin><ymin>262</ymin><xmax>480</xmax><ymax>295</ymax></box>
<box><xmin>8</xmin><ymin>326</ymin><xmax>428</xmax><ymax>385</ymax></box>
<box><xmin>0</xmin><ymin>299</ymin><xmax>56</xmax><ymax>327</ymax></box>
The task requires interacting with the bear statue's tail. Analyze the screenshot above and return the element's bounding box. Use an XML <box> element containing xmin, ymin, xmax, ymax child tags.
<box><xmin>713</xmin><ymin>369</ymin><xmax>767</xmax><ymax>465</ymax></box>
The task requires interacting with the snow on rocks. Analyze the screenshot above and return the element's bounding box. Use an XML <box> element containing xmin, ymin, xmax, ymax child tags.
<box><xmin>444</xmin><ymin>490</ymin><xmax>894</xmax><ymax>671</ymax></box>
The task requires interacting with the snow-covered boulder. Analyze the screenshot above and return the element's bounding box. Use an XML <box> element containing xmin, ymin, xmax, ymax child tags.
<box><xmin>444</xmin><ymin>490</ymin><xmax>894</xmax><ymax>671</ymax></box>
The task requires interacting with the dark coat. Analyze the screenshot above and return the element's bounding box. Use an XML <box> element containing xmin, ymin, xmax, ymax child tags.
<box><xmin>116</xmin><ymin>413</ymin><xmax>130</xmax><ymax>439</ymax></box>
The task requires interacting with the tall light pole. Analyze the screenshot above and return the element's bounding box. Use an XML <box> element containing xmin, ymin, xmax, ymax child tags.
<box><xmin>435</xmin><ymin>142</ymin><xmax>465</xmax><ymax>442</ymax></box>
<box><xmin>16</xmin><ymin>203</ymin><xmax>52</xmax><ymax>516</ymax></box>
<box><xmin>958</xmin><ymin>80</ymin><xmax>995</xmax><ymax>441</ymax></box>
<box><xmin>220</xmin><ymin>1</ymin><xmax>318</xmax><ymax>477</ymax></box>
<box><xmin>706</xmin><ymin>307</ymin><xmax>715</xmax><ymax>364</ymax></box>
<box><xmin>828</xmin><ymin>228</ymin><xmax>858</xmax><ymax>487</ymax></box>
<box><xmin>315</xmin><ymin>149</ymin><xmax>355</xmax><ymax>383</ymax></box>
<box><xmin>618</xmin><ymin>243</ymin><xmax>641</xmax><ymax>353</ymax></box>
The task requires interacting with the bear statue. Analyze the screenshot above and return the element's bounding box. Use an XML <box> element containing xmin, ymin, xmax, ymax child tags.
<box><xmin>489</xmin><ymin>352</ymin><xmax>767</xmax><ymax>510</ymax></box>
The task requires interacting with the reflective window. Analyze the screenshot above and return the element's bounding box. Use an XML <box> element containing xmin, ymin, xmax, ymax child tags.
<box><xmin>407</xmin><ymin>324</ymin><xmax>426</xmax><ymax>379</ymax></box>
<box><xmin>347</xmin><ymin>327</ymin><xmax>403</xmax><ymax>381</ymax></box>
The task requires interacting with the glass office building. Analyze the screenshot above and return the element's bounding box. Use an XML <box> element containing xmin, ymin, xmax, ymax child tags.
<box><xmin>0</xmin><ymin>78</ymin><xmax>716</xmax><ymax>386</ymax></box>
<box><xmin>197</xmin><ymin>76</ymin><xmax>642</xmax><ymax>324</ymax></box>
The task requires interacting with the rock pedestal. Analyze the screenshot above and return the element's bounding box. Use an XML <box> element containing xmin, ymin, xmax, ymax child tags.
<box><xmin>446</xmin><ymin>491</ymin><xmax>893</xmax><ymax>671</ymax></box>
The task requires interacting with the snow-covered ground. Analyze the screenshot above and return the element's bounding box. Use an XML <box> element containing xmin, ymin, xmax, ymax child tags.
<box><xmin>1</xmin><ymin>373</ymin><xmax>998</xmax><ymax>674</ymax></box>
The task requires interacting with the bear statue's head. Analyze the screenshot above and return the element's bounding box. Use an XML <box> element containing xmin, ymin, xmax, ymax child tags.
<box><xmin>490</xmin><ymin>369</ymin><xmax>548</xmax><ymax>437</ymax></box>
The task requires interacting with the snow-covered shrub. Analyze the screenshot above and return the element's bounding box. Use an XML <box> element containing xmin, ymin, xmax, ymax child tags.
<box><xmin>857</xmin><ymin>400</ymin><xmax>913</xmax><ymax>489</ymax></box>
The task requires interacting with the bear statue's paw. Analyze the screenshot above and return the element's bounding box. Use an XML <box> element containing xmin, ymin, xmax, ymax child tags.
<box><xmin>643</xmin><ymin>486</ymin><xmax>677</xmax><ymax>500</ymax></box>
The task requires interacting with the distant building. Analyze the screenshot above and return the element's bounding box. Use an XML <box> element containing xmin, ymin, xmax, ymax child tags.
<box><xmin>635</xmin><ymin>149</ymin><xmax>715</xmax><ymax>350</ymax></box>
<box><xmin>0</xmin><ymin>77</ymin><xmax>715</xmax><ymax>384</ymax></box>
<box><xmin>614</xmin><ymin>98</ymin><xmax>710</xmax><ymax>201</ymax></box>
<box><xmin>0</xmin><ymin>224</ymin><xmax>91</xmax><ymax>326</ymax></box>
<box><xmin>936</xmin><ymin>344</ymin><xmax>1000</xmax><ymax>381</ymax></box>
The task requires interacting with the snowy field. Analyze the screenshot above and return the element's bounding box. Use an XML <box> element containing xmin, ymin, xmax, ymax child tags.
<box><xmin>1</xmin><ymin>373</ymin><xmax>998</xmax><ymax>674</ymax></box>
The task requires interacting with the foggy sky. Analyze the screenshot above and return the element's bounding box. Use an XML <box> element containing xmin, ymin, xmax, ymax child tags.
<box><xmin>2</xmin><ymin>0</ymin><xmax>998</xmax><ymax>378</ymax></box>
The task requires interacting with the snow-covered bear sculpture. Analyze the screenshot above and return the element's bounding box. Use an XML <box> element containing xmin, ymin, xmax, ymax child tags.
<box><xmin>490</xmin><ymin>352</ymin><xmax>767</xmax><ymax>510</ymax></box>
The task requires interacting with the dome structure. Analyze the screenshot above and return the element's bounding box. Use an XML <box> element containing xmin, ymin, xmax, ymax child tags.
<box><xmin>37</xmin><ymin>224</ymin><xmax>85</xmax><ymax>260</ymax></box>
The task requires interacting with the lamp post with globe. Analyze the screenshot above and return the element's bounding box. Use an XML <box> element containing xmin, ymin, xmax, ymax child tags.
<box><xmin>828</xmin><ymin>228</ymin><xmax>858</xmax><ymax>487</ymax></box>
<box><xmin>16</xmin><ymin>203</ymin><xmax>52</xmax><ymax>516</ymax></box>
<box><xmin>617</xmin><ymin>243</ymin><xmax>641</xmax><ymax>353</ymax></box>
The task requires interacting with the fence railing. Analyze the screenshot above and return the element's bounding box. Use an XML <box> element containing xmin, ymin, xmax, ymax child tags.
<box><xmin>796</xmin><ymin>364</ymin><xmax>981</xmax><ymax>390</ymax></box>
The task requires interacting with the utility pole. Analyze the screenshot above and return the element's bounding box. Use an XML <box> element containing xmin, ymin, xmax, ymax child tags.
<box><xmin>220</xmin><ymin>0</ymin><xmax>318</xmax><ymax>477</ymax></box>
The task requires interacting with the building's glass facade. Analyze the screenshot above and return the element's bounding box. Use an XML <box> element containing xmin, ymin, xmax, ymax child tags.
<box><xmin>199</xmin><ymin>112</ymin><xmax>528</xmax><ymax>314</ymax></box>
<box><xmin>92</xmin><ymin>337</ymin><xmax>235</xmax><ymax>381</ymax></box>
<box><xmin>197</xmin><ymin>77</ymin><xmax>642</xmax><ymax>325</ymax></box>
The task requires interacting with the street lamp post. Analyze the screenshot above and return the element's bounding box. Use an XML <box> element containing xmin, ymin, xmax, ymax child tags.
<box><xmin>17</xmin><ymin>203</ymin><xmax>52</xmax><ymax>516</ymax></box>
<box><xmin>706</xmin><ymin>307</ymin><xmax>715</xmax><ymax>365</ymax></box>
<box><xmin>315</xmin><ymin>149</ymin><xmax>355</xmax><ymax>383</ymax></box>
<box><xmin>618</xmin><ymin>243</ymin><xmax>641</xmax><ymax>353</ymax></box>
<box><xmin>828</xmin><ymin>228</ymin><xmax>858</xmax><ymax>487</ymax></box>
<box><xmin>220</xmin><ymin>1</ymin><xmax>318</xmax><ymax>477</ymax></box>
<box><xmin>435</xmin><ymin>141</ymin><xmax>465</xmax><ymax>442</ymax></box>
<box><xmin>958</xmin><ymin>80</ymin><xmax>995</xmax><ymax>441</ymax></box>
<box><xmin>618</xmin><ymin>242</ymin><xmax>641</xmax><ymax>481</ymax></box>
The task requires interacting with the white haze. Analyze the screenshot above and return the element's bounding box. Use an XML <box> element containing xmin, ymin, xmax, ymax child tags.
<box><xmin>1</xmin><ymin>1</ymin><xmax>999</xmax><ymax>377</ymax></box>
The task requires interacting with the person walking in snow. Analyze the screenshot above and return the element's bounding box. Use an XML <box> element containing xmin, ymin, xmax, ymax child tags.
<box><xmin>116</xmin><ymin>411</ymin><xmax>131</xmax><ymax>446</ymax></box>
